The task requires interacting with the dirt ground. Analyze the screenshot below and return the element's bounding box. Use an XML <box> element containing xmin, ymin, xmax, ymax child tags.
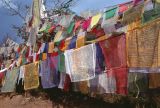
<box><xmin>0</xmin><ymin>95</ymin><xmax>52</xmax><ymax>108</ymax></box>
<box><xmin>0</xmin><ymin>88</ymin><xmax>159</xmax><ymax>108</ymax></box>
<box><xmin>0</xmin><ymin>92</ymin><xmax>132</xmax><ymax>108</ymax></box>
<box><xmin>0</xmin><ymin>94</ymin><xmax>131</xmax><ymax>108</ymax></box>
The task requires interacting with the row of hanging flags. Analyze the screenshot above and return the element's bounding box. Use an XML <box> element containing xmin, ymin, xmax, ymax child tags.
<box><xmin>1</xmin><ymin>0</ymin><xmax>160</xmax><ymax>96</ymax></box>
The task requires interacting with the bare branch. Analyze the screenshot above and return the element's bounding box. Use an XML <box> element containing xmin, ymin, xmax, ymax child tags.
<box><xmin>1</xmin><ymin>0</ymin><xmax>28</xmax><ymax>21</ymax></box>
<box><xmin>46</xmin><ymin>0</ymin><xmax>76</xmax><ymax>14</ymax></box>
<box><xmin>1</xmin><ymin>0</ymin><xmax>77</xmax><ymax>42</ymax></box>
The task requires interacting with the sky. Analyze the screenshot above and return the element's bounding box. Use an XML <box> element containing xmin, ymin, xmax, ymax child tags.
<box><xmin>0</xmin><ymin>0</ymin><xmax>130</xmax><ymax>44</ymax></box>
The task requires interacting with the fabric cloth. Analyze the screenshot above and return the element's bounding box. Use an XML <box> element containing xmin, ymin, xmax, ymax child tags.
<box><xmin>32</xmin><ymin>0</ymin><xmax>41</xmax><ymax>27</ymax></box>
<box><xmin>59</xmin><ymin>15</ymin><xmax>74</xmax><ymax>28</ymax></box>
<box><xmin>73</xmin><ymin>20</ymin><xmax>81</xmax><ymax>32</ymax></box>
<box><xmin>17</xmin><ymin>55</ymin><xmax>22</xmax><ymax>66</ymax></box>
<box><xmin>76</xmin><ymin>33</ymin><xmax>88</xmax><ymax>94</ymax></box>
<box><xmin>149</xmin><ymin>73</ymin><xmax>160</xmax><ymax>89</ymax></box>
<box><xmin>38</xmin><ymin>43</ymin><xmax>45</xmax><ymax>54</ymax></box>
<box><xmin>104</xmin><ymin>7</ymin><xmax>117</xmax><ymax>20</ymax></box>
<box><xmin>82</xmin><ymin>17</ymin><xmax>92</xmax><ymax>31</ymax></box>
<box><xmin>48</xmin><ymin>42</ymin><xmax>54</xmax><ymax>53</ymax></box>
<box><xmin>0</xmin><ymin>72</ymin><xmax>5</xmax><ymax>87</ymax></box>
<box><xmin>99</xmin><ymin>34</ymin><xmax>128</xmax><ymax>95</ymax></box>
<box><xmin>27</xmin><ymin>0</ymin><xmax>41</xmax><ymax>46</ymax></box>
<box><xmin>0</xmin><ymin>72</ymin><xmax>5</xmax><ymax>79</ymax></box>
<box><xmin>76</xmin><ymin>35</ymin><xmax>85</xmax><ymax>48</ymax></box>
<box><xmin>24</xmin><ymin>62</ymin><xmax>39</xmax><ymax>90</ymax></box>
<box><xmin>98</xmin><ymin>73</ymin><xmax>116</xmax><ymax>94</ymax></box>
<box><xmin>133</xmin><ymin>0</ymin><xmax>144</xmax><ymax>6</ymax></box>
<box><xmin>101</xmin><ymin>11</ymin><xmax>117</xmax><ymax>35</ymax></box>
<box><xmin>1</xmin><ymin>68</ymin><xmax>19</xmax><ymax>93</ymax></box>
<box><xmin>99</xmin><ymin>35</ymin><xmax>127</xmax><ymax>68</ymax></box>
<box><xmin>40</xmin><ymin>56</ymin><xmax>59</xmax><ymax>89</ymax></box>
<box><xmin>38</xmin><ymin>22</ymin><xmax>49</xmax><ymax>33</ymax></box>
<box><xmin>90</xmin><ymin>13</ymin><xmax>102</xmax><ymax>29</ymax></box>
<box><xmin>68</xmin><ymin>36</ymin><xmax>78</xmax><ymax>49</ymax></box>
<box><xmin>63</xmin><ymin>74</ymin><xmax>71</xmax><ymax>92</ymax></box>
<box><xmin>142</xmin><ymin>2</ymin><xmax>160</xmax><ymax>23</ymax></box>
<box><xmin>18</xmin><ymin>66</ymin><xmax>25</xmax><ymax>84</ymax></box>
<box><xmin>54</xmin><ymin>30</ymin><xmax>63</xmax><ymax>42</ymax></box>
<box><xmin>76</xmin><ymin>31</ymin><xmax>86</xmax><ymax>48</ymax></box>
<box><xmin>144</xmin><ymin>0</ymin><xmax>154</xmax><ymax>11</ymax></box>
<box><xmin>91</xmin><ymin>26</ymin><xmax>105</xmax><ymax>37</ymax></box>
<box><xmin>58</xmin><ymin>72</ymin><xmax>66</xmax><ymax>89</ymax></box>
<box><xmin>61</xmin><ymin>37</ymin><xmax>71</xmax><ymax>51</ymax></box>
<box><xmin>67</xmin><ymin>21</ymin><xmax>75</xmax><ymax>34</ymax></box>
<box><xmin>109</xmin><ymin>68</ymin><xmax>128</xmax><ymax>95</ymax></box>
<box><xmin>58</xmin><ymin>53</ymin><xmax>66</xmax><ymax>73</ymax></box>
<box><xmin>122</xmin><ymin>3</ymin><xmax>143</xmax><ymax>25</ymax></box>
<box><xmin>64</xmin><ymin>43</ymin><xmax>96</xmax><ymax>82</ymax></box>
<box><xmin>33</xmin><ymin>53</ymin><xmax>37</xmax><ymax>62</ymax></box>
<box><xmin>128</xmin><ymin>73</ymin><xmax>148</xmax><ymax>94</ymax></box>
<box><xmin>48</xmin><ymin>26</ymin><xmax>56</xmax><ymax>34</ymax></box>
<box><xmin>126</xmin><ymin>19</ymin><xmax>141</xmax><ymax>31</ymax></box>
<box><xmin>95</xmin><ymin>43</ymin><xmax>105</xmax><ymax>74</ymax></box>
<box><xmin>102</xmin><ymin>24</ymin><xmax>116</xmax><ymax>35</ymax></box>
<box><xmin>58</xmin><ymin>35</ymin><xmax>72</xmax><ymax>91</ymax></box>
<box><xmin>43</xmin><ymin>43</ymin><xmax>48</xmax><ymax>53</ymax></box>
<box><xmin>27</xmin><ymin>27</ymin><xmax>37</xmax><ymax>46</ymax></box>
<box><xmin>44</xmin><ymin>25</ymin><xmax>51</xmax><ymax>33</ymax></box>
<box><xmin>42</xmin><ymin>53</ymin><xmax>47</xmax><ymax>61</ymax></box>
<box><xmin>89</xmin><ymin>75</ymin><xmax>99</xmax><ymax>93</ymax></box>
<box><xmin>40</xmin><ymin>0</ymin><xmax>47</xmax><ymax>19</ymax></box>
<box><xmin>89</xmin><ymin>72</ymin><xmax>116</xmax><ymax>94</ymax></box>
<box><xmin>119</xmin><ymin>3</ymin><xmax>128</xmax><ymax>13</ymax></box>
<box><xmin>127</xmin><ymin>21</ymin><xmax>160</xmax><ymax>73</ymax></box>
<box><xmin>0</xmin><ymin>68</ymin><xmax>7</xmax><ymax>73</ymax></box>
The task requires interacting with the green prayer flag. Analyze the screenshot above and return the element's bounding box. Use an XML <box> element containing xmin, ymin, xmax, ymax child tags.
<box><xmin>39</xmin><ymin>53</ymin><xmax>43</xmax><ymax>60</ymax></box>
<box><xmin>1</xmin><ymin>68</ymin><xmax>19</xmax><ymax>93</ymax></box>
<box><xmin>142</xmin><ymin>2</ymin><xmax>160</xmax><ymax>23</ymax></box>
<box><xmin>105</xmin><ymin>7</ymin><xmax>117</xmax><ymax>20</ymax></box>
<box><xmin>22</xmin><ymin>57</ymin><xmax>27</xmax><ymax>65</ymax></box>
<box><xmin>58</xmin><ymin>53</ymin><xmax>65</xmax><ymax>73</ymax></box>
<box><xmin>44</xmin><ymin>25</ymin><xmax>51</xmax><ymax>33</ymax></box>
<box><xmin>67</xmin><ymin>22</ymin><xmax>75</xmax><ymax>34</ymax></box>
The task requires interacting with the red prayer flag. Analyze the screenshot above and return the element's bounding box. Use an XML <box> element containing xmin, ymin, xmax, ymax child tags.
<box><xmin>99</xmin><ymin>34</ymin><xmax>128</xmax><ymax>95</ymax></box>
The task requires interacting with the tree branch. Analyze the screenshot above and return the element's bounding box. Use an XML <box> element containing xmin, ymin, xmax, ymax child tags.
<box><xmin>2</xmin><ymin>0</ymin><xmax>27</xmax><ymax>21</ymax></box>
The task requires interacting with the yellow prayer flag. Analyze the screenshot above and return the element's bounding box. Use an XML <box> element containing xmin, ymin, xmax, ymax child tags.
<box><xmin>48</xmin><ymin>42</ymin><xmax>54</xmax><ymax>53</ymax></box>
<box><xmin>53</xmin><ymin>30</ymin><xmax>63</xmax><ymax>42</ymax></box>
<box><xmin>76</xmin><ymin>36</ymin><xmax>85</xmax><ymax>48</ymax></box>
<box><xmin>156</xmin><ymin>0</ymin><xmax>160</xmax><ymax>3</ymax></box>
<box><xmin>127</xmin><ymin>21</ymin><xmax>160</xmax><ymax>68</ymax></box>
<box><xmin>24</xmin><ymin>62</ymin><xmax>39</xmax><ymax>90</ymax></box>
<box><xmin>90</xmin><ymin>13</ymin><xmax>102</xmax><ymax>29</ymax></box>
<box><xmin>42</xmin><ymin>53</ymin><xmax>47</xmax><ymax>61</ymax></box>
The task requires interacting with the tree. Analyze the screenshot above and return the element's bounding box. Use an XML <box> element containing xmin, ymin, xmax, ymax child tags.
<box><xmin>1</xmin><ymin>0</ymin><xmax>30</xmax><ymax>21</ymax></box>
<box><xmin>46</xmin><ymin>0</ymin><xmax>76</xmax><ymax>14</ymax></box>
<box><xmin>1</xmin><ymin>0</ymin><xmax>30</xmax><ymax>42</ymax></box>
<box><xmin>1</xmin><ymin>0</ymin><xmax>76</xmax><ymax>42</ymax></box>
